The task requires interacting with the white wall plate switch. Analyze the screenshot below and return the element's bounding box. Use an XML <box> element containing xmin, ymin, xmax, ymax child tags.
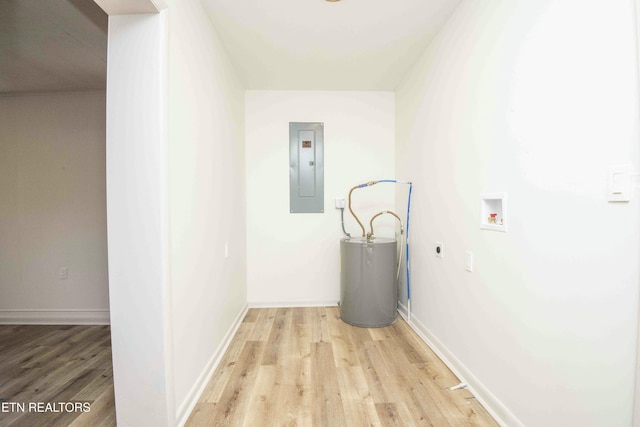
<box><xmin>465</xmin><ymin>251</ymin><xmax>473</xmax><ymax>272</ymax></box>
<box><xmin>608</xmin><ymin>166</ymin><xmax>632</xmax><ymax>202</ymax></box>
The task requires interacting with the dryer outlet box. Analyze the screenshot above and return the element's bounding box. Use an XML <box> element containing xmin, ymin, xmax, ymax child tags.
<box><xmin>435</xmin><ymin>242</ymin><xmax>443</xmax><ymax>258</ymax></box>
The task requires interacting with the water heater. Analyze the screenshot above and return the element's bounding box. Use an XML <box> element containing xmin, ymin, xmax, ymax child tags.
<box><xmin>340</xmin><ymin>237</ymin><xmax>398</xmax><ymax>328</ymax></box>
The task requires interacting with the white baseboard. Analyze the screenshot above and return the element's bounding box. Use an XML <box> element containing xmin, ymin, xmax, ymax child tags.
<box><xmin>0</xmin><ymin>309</ymin><xmax>110</xmax><ymax>325</ymax></box>
<box><xmin>175</xmin><ymin>302</ymin><xmax>249</xmax><ymax>427</ymax></box>
<box><xmin>248</xmin><ymin>300</ymin><xmax>339</xmax><ymax>308</ymax></box>
<box><xmin>407</xmin><ymin>312</ymin><xmax>523</xmax><ymax>427</ymax></box>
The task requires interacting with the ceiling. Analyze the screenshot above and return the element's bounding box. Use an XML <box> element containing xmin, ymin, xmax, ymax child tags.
<box><xmin>203</xmin><ymin>0</ymin><xmax>462</xmax><ymax>90</ymax></box>
<box><xmin>0</xmin><ymin>0</ymin><xmax>107</xmax><ymax>95</ymax></box>
<box><xmin>0</xmin><ymin>0</ymin><xmax>461</xmax><ymax>94</ymax></box>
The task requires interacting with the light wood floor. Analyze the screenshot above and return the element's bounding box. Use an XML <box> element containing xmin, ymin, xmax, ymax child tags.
<box><xmin>187</xmin><ymin>307</ymin><xmax>498</xmax><ymax>427</ymax></box>
<box><xmin>0</xmin><ymin>324</ymin><xmax>115</xmax><ymax>427</ymax></box>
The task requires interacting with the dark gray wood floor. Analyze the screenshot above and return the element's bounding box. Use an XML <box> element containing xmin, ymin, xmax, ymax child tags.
<box><xmin>0</xmin><ymin>324</ymin><xmax>115</xmax><ymax>426</ymax></box>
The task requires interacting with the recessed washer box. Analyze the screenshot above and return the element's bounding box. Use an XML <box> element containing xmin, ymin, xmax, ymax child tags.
<box><xmin>289</xmin><ymin>122</ymin><xmax>324</xmax><ymax>213</ymax></box>
<box><xmin>480</xmin><ymin>192</ymin><xmax>507</xmax><ymax>232</ymax></box>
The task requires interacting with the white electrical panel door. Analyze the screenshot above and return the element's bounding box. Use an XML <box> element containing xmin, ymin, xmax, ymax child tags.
<box><xmin>290</xmin><ymin>122</ymin><xmax>324</xmax><ymax>213</ymax></box>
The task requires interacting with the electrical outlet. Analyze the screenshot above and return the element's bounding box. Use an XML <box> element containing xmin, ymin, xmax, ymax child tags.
<box><xmin>59</xmin><ymin>267</ymin><xmax>68</xmax><ymax>279</ymax></box>
<box><xmin>335</xmin><ymin>198</ymin><xmax>346</xmax><ymax>209</ymax></box>
<box><xmin>435</xmin><ymin>242</ymin><xmax>443</xmax><ymax>259</ymax></box>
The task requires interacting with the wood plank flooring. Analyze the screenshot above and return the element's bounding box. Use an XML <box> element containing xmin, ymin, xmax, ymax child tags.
<box><xmin>0</xmin><ymin>325</ymin><xmax>115</xmax><ymax>427</ymax></box>
<box><xmin>0</xmin><ymin>310</ymin><xmax>499</xmax><ymax>426</ymax></box>
<box><xmin>187</xmin><ymin>307</ymin><xmax>498</xmax><ymax>427</ymax></box>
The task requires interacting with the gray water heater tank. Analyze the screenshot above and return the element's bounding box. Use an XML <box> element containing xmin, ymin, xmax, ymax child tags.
<box><xmin>340</xmin><ymin>237</ymin><xmax>398</xmax><ymax>328</ymax></box>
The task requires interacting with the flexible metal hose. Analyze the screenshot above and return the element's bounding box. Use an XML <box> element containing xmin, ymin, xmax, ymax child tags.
<box><xmin>368</xmin><ymin>210</ymin><xmax>404</xmax><ymax>278</ymax></box>
<box><xmin>340</xmin><ymin>208</ymin><xmax>351</xmax><ymax>238</ymax></box>
<box><xmin>368</xmin><ymin>210</ymin><xmax>402</xmax><ymax>239</ymax></box>
<box><xmin>348</xmin><ymin>183</ymin><xmax>375</xmax><ymax>237</ymax></box>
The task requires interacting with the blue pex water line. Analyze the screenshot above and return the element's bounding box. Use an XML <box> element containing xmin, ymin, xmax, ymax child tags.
<box><xmin>357</xmin><ymin>179</ymin><xmax>407</xmax><ymax>187</ymax></box>
<box><xmin>406</xmin><ymin>183</ymin><xmax>412</xmax><ymax>302</ymax></box>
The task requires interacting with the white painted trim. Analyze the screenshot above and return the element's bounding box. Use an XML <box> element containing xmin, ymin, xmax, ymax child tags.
<box><xmin>158</xmin><ymin>9</ymin><xmax>175</xmax><ymax>425</ymax></box>
<box><xmin>632</xmin><ymin>2</ymin><xmax>640</xmax><ymax>424</ymax></box>
<box><xmin>93</xmin><ymin>0</ymin><xmax>165</xmax><ymax>15</ymax></box>
<box><xmin>175</xmin><ymin>303</ymin><xmax>249</xmax><ymax>427</ymax></box>
<box><xmin>0</xmin><ymin>309</ymin><xmax>110</xmax><ymax>325</ymax></box>
<box><xmin>405</xmin><ymin>312</ymin><xmax>521</xmax><ymax>427</ymax></box>
<box><xmin>248</xmin><ymin>300</ymin><xmax>339</xmax><ymax>308</ymax></box>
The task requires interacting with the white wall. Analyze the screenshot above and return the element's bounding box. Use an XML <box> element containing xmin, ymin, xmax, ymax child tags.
<box><xmin>396</xmin><ymin>1</ymin><xmax>640</xmax><ymax>426</ymax></box>
<box><xmin>106</xmin><ymin>12</ymin><xmax>174</xmax><ymax>427</ymax></box>
<box><xmin>167</xmin><ymin>0</ymin><xmax>247</xmax><ymax>421</ymax></box>
<box><xmin>245</xmin><ymin>91</ymin><xmax>396</xmax><ymax>306</ymax></box>
<box><xmin>0</xmin><ymin>92</ymin><xmax>109</xmax><ymax>323</ymax></box>
<box><xmin>105</xmin><ymin>1</ymin><xmax>247</xmax><ymax>425</ymax></box>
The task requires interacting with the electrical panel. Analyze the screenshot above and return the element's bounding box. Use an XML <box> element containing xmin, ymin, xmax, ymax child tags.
<box><xmin>289</xmin><ymin>122</ymin><xmax>324</xmax><ymax>213</ymax></box>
